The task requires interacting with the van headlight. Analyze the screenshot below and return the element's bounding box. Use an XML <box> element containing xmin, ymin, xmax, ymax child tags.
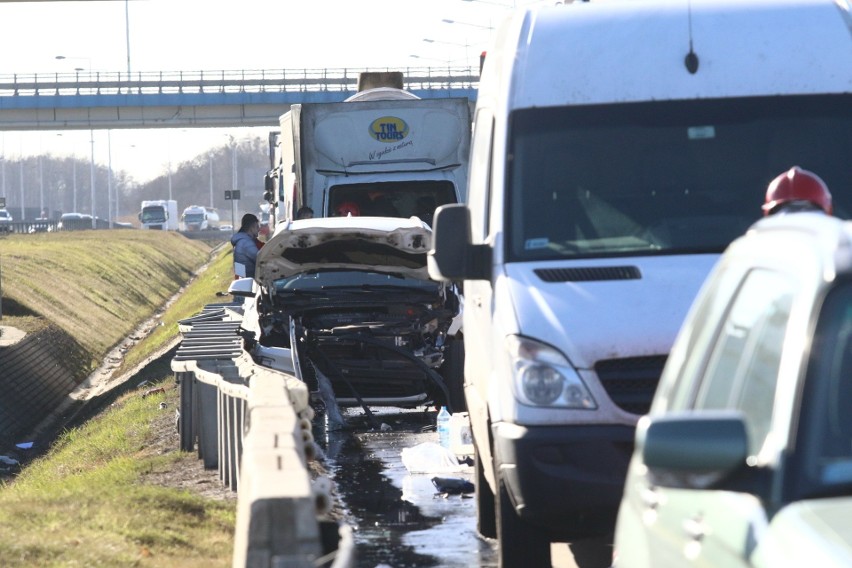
<box><xmin>507</xmin><ymin>335</ymin><xmax>597</xmax><ymax>409</ymax></box>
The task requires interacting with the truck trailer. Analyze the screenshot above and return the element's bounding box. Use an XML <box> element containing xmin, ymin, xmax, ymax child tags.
<box><xmin>264</xmin><ymin>72</ymin><xmax>471</xmax><ymax>230</ymax></box>
<box><xmin>180</xmin><ymin>205</ymin><xmax>220</xmax><ymax>231</ymax></box>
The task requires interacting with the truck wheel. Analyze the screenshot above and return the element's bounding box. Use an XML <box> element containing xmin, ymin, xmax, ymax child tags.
<box><xmin>497</xmin><ymin>475</ymin><xmax>550</xmax><ymax>567</ymax></box>
<box><xmin>475</xmin><ymin>443</ymin><xmax>496</xmax><ymax>539</ymax></box>
<box><xmin>438</xmin><ymin>337</ymin><xmax>466</xmax><ymax>413</ymax></box>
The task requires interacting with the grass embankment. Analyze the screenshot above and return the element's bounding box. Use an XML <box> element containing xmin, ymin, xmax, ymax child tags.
<box><xmin>0</xmin><ymin>230</ymin><xmax>210</xmax><ymax>358</ymax></box>
<box><xmin>0</xmin><ymin>229</ymin><xmax>239</xmax><ymax>566</ymax></box>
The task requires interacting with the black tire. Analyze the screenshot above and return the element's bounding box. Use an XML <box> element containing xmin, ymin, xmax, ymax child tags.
<box><xmin>569</xmin><ymin>536</ymin><xmax>614</xmax><ymax>568</ymax></box>
<box><xmin>475</xmin><ymin>442</ymin><xmax>497</xmax><ymax>539</ymax></box>
<box><xmin>497</xmin><ymin>474</ymin><xmax>551</xmax><ymax>568</ymax></box>
<box><xmin>438</xmin><ymin>337</ymin><xmax>466</xmax><ymax>413</ymax></box>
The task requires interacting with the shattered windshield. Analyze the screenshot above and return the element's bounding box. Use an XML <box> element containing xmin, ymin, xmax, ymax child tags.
<box><xmin>507</xmin><ymin>94</ymin><xmax>852</xmax><ymax>261</ymax></box>
<box><xmin>273</xmin><ymin>270</ymin><xmax>440</xmax><ymax>295</ymax></box>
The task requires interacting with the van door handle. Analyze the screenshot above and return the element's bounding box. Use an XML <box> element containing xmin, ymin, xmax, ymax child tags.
<box><xmin>682</xmin><ymin>515</ymin><xmax>706</xmax><ymax>541</ymax></box>
<box><xmin>640</xmin><ymin>486</ymin><xmax>659</xmax><ymax>510</ymax></box>
<box><xmin>473</xmin><ymin>295</ymin><xmax>483</xmax><ymax>308</ymax></box>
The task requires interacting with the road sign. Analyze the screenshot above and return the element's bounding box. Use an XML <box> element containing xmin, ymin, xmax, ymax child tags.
<box><xmin>224</xmin><ymin>190</ymin><xmax>241</xmax><ymax>201</ymax></box>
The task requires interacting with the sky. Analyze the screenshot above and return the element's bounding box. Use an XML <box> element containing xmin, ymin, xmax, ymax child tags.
<box><xmin>0</xmin><ymin>0</ymin><xmax>549</xmax><ymax>184</ymax></box>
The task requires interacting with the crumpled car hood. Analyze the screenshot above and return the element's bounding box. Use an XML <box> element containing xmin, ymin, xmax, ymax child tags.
<box><xmin>255</xmin><ymin>216</ymin><xmax>433</xmax><ymax>287</ymax></box>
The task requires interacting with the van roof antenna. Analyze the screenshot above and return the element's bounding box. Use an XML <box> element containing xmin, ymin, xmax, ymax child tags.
<box><xmin>684</xmin><ymin>0</ymin><xmax>699</xmax><ymax>74</ymax></box>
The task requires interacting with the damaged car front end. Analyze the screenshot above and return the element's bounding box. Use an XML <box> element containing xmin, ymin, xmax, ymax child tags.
<box><xmin>238</xmin><ymin>216</ymin><xmax>465</xmax><ymax>412</ymax></box>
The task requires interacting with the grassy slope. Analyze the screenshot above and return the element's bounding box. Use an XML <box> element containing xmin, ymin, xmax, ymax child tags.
<box><xmin>0</xmin><ymin>230</ymin><xmax>211</xmax><ymax>361</ymax></box>
<box><xmin>0</xmin><ymin>386</ymin><xmax>236</xmax><ymax>567</ymax></box>
<box><xmin>0</xmin><ymin>230</ymin><xmax>239</xmax><ymax>566</ymax></box>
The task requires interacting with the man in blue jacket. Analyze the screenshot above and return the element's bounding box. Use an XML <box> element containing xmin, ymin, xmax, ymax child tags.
<box><xmin>230</xmin><ymin>213</ymin><xmax>262</xmax><ymax>278</ymax></box>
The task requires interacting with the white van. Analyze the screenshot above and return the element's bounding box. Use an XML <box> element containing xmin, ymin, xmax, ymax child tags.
<box><xmin>428</xmin><ymin>0</ymin><xmax>852</xmax><ymax>566</ymax></box>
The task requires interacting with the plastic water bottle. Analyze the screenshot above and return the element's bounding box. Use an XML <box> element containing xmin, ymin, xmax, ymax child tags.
<box><xmin>437</xmin><ymin>406</ymin><xmax>451</xmax><ymax>449</ymax></box>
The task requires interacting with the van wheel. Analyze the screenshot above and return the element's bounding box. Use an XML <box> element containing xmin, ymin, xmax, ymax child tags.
<box><xmin>438</xmin><ymin>337</ymin><xmax>466</xmax><ymax>413</ymax></box>
<box><xmin>475</xmin><ymin>443</ymin><xmax>496</xmax><ymax>539</ymax></box>
<box><xmin>497</xmin><ymin>475</ymin><xmax>550</xmax><ymax>567</ymax></box>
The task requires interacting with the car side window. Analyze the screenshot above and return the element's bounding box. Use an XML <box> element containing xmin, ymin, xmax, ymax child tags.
<box><xmin>694</xmin><ymin>269</ymin><xmax>794</xmax><ymax>455</ymax></box>
<box><xmin>661</xmin><ymin>258</ymin><xmax>745</xmax><ymax>411</ymax></box>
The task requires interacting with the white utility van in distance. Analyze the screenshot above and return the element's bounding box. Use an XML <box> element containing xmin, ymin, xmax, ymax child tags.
<box><xmin>428</xmin><ymin>1</ymin><xmax>852</xmax><ymax>566</ymax></box>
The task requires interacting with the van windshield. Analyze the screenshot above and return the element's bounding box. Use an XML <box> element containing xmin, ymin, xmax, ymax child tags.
<box><xmin>507</xmin><ymin>94</ymin><xmax>852</xmax><ymax>261</ymax></box>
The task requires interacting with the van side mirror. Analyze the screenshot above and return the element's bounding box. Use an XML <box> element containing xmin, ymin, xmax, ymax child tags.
<box><xmin>263</xmin><ymin>172</ymin><xmax>275</xmax><ymax>203</ymax></box>
<box><xmin>428</xmin><ymin>204</ymin><xmax>490</xmax><ymax>281</ymax></box>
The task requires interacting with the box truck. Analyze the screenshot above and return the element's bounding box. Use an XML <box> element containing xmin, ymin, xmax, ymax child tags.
<box><xmin>138</xmin><ymin>200</ymin><xmax>178</xmax><ymax>231</ymax></box>
<box><xmin>264</xmin><ymin>72</ymin><xmax>471</xmax><ymax>229</ymax></box>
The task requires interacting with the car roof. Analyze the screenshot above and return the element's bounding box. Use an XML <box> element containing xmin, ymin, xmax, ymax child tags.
<box><xmin>728</xmin><ymin>213</ymin><xmax>852</xmax><ymax>281</ymax></box>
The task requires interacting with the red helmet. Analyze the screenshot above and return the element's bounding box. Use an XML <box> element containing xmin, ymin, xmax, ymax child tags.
<box><xmin>763</xmin><ymin>166</ymin><xmax>832</xmax><ymax>216</ymax></box>
<box><xmin>335</xmin><ymin>201</ymin><xmax>360</xmax><ymax>217</ymax></box>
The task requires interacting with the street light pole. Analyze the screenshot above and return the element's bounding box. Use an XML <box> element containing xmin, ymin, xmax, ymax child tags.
<box><xmin>125</xmin><ymin>0</ymin><xmax>131</xmax><ymax>76</ymax></box>
<box><xmin>227</xmin><ymin>135</ymin><xmax>237</xmax><ymax>230</ymax></box>
<box><xmin>89</xmin><ymin>130</ymin><xmax>96</xmax><ymax>229</ymax></box>
<box><xmin>209</xmin><ymin>152</ymin><xmax>214</xmax><ymax>209</ymax></box>
<box><xmin>167</xmin><ymin>134</ymin><xmax>173</xmax><ymax>202</ymax></box>
<box><xmin>57</xmin><ymin>55</ymin><xmax>97</xmax><ymax>228</ymax></box>
<box><xmin>107</xmin><ymin>130</ymin><xmax>114</xmax><ymax>228</ymax></box>
<box><xmin>38</xmin><ymin>155</ymin><xmax>44</xmax><ymax>217</ymax></box>
<box><xmin>18</xmin><ymin>140</ymin><xmax>24</xmax><ymax>221</ymax></box>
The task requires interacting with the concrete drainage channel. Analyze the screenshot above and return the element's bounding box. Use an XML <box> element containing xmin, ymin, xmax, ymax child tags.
<box><xmin>172</xmin><ymin>302</ymin><xmax>355</xmax><ymax>568</ymax></box>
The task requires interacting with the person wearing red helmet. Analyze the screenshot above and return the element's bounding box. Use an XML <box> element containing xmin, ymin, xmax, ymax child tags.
<box><xmin>762</xmin><ymin>166</ymin><xmax>833</xmax><ymax>216</ymax></box>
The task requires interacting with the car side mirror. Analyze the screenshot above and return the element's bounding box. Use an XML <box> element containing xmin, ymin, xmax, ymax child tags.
<box><xmin>228</xmin><ymin>277</ymin><xmax>257</xmax><ymax>297</ymax></box>
<box><xmin>638</xmin><ymin>411</ymin><xmax>754</xmax><ymax>491</ymax></box>
<box><xmin>428</xmin><ymin>204</ymin><xmax>490</xmax><ymax>281</ymax></box>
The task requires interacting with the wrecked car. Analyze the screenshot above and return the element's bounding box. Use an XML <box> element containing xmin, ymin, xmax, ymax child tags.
<box><xmin>235</xmin><ymin>215</ymin><xmax>465</xmax><ymax>413</ymax></box>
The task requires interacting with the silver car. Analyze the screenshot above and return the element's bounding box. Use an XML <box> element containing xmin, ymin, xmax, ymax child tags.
<box><xmin>0</xmin><ymin>209</ymin><xmax>13</xmax><ymax>232</ymax></box>
<box><xmin>614</xmin><ymin>212</ymin><xmax>852</xmax><ymax>567</ymax></box>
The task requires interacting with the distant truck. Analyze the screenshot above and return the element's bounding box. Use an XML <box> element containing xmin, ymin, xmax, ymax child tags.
<box><xmin>138</xmin><ymin>200</ymin><xmax>178</xmax><ymax>231</ymax></box>
<box><xmin>264</xmin><ymin>72</ymin><xmax>471</xmax><ymax>229</ymax></box>
<box><xmin>179</xmin><ymin>205</ymin><xmax>220</xmax><ymax>231</ymax></box>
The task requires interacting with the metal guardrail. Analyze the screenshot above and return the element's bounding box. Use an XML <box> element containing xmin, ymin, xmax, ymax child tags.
<box><xmin>170</xmin><ymin>304</ymin><xmax>354</xmax><ymax>568</ymax></box>
<box><xmin>0</xmin><ymin>220</ymin><xmax>135</xmax><ymax>234</ymax></box>
<box><xmin>0</xmin><ymin>67</ymin><xmax>479</xmax><ymax>98</ymax></box>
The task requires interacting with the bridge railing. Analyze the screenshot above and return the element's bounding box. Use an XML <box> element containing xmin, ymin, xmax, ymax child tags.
<box><xmin>170</xmin><ymin>304</ymin><xmax>354</xmax><ymax>568</ymax></box>
<box><xmin>0</xmin><ymin>67</ymin><xmax>479</xmax><ymax>97</ymax></box>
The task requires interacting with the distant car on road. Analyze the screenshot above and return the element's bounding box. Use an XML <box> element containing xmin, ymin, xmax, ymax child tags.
<box><xmin>58</xmin><ymin>212</ymin><xmax>94</xmax><ymax>231</ymax></box>
<box><xmin>0</xmin><ymin>209</ymin><xmax>13</xmax><ymax>232</ymax></box>
<box><xmin>219</xmin><ymin>224</ymin><xmax>233</xmax><ymax>232</ymax></box>
<box><xmin>614</xmin><ymin>213</ymin><xmax>852</xmax><ymax>568</ymax></box>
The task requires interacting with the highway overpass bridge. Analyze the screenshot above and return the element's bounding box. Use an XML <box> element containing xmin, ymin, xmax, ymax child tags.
<box><xmin>0</xmin><ymin>67</ymin><xmax>479</xmax><ymax>131</ymax></box>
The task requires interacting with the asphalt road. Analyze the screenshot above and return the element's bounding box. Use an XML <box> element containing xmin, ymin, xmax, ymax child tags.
<box><xmin>314</xmin><ymin>406</ymin><xmax>595</xmax><ymax>568</ymax></box>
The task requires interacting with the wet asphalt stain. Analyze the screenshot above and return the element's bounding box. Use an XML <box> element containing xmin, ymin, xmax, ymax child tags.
<box><xmin>315</xmin><ymin>409</ymin><xmax>440</xmax><ymax>567</ymax></box>
<box><xmin>314</xmin><ymin>407</ymin><xmax>487</xmax><ymax>568</ymax></box>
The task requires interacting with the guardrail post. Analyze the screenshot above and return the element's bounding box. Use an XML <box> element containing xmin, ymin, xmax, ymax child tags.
<box><xmin>198</xmin><ymin>380</ymin><xmax>219</xmax><ymax>469</ymax></box>
<box><xmin>178</xmin><ymin>371</ymin><xmax>195</xmax><ymax>451</ymax></box>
